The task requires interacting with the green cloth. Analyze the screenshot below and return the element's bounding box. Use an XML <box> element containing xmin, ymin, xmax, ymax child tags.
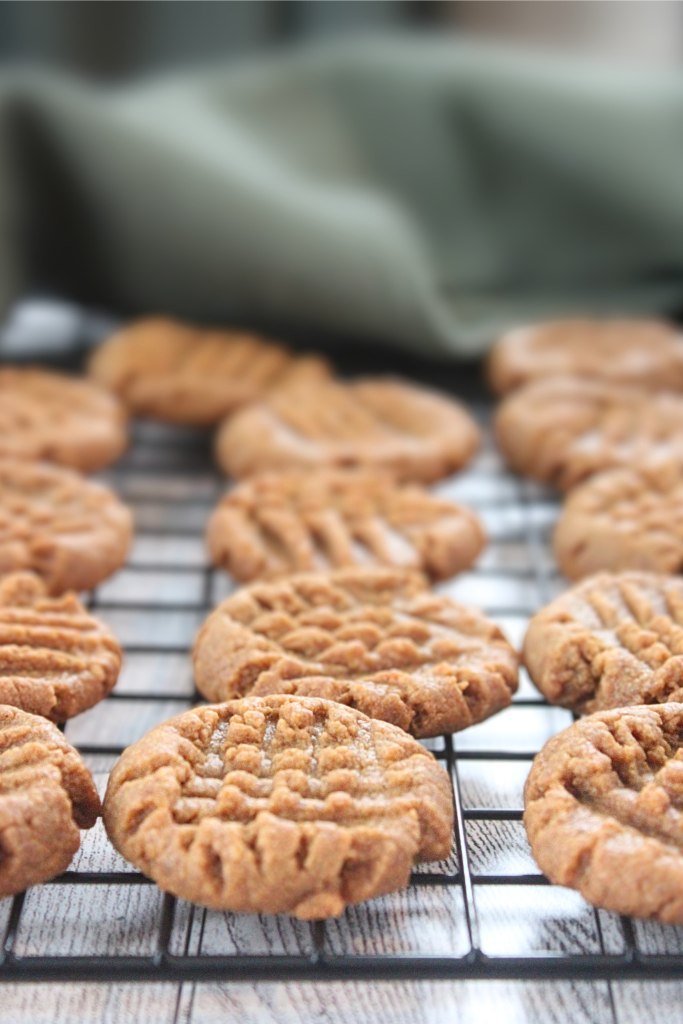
<box><xmin>3</xmin><ymin>37</ymin><xmax>683</xmax><ymax>357</ymax></box>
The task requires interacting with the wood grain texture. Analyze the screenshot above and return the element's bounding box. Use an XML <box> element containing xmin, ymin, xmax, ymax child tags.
<box><xmin>15</xmin><ymin>884</ymin><xmax>167</xmax><ymax>956</ymax></box>
<box><xmin>114</xmin><ymin>654</ymin><xmax>195</xmax><ymax>698</ymax></box>
<box><xmin>454</xmin><ymin>705</ymin><xmax>573</xmax><ymax>753</ymax></box>
<box><xmin>457</xmin><ymin>760</ymin><xmax>529</xmax><ymax>810</ymax></box>
<box><xmin>180</xmin><ymin>980</ymin><xmax>615</xmax><ymax>1024</ymax></box>
<box><xmin>612</xmin><ymin>983</ymin><xmax>683</xmax><ymax>1024</ymax></box>
<box><xmin>65</xmin><ymin>698</ymin><xmax>192</xmax><ymax>748</ymax></box>
<box><xmin>465</xmin><ymin>821</ymin><xmax>539</xmax><ymax>877</ymax></box>
<box><xmin>475</xmin><ymin>886</ymin><xmax>603</xmax><ymax>956</ymax></box>
<box><xmin>93</xmin><ymin>610</ymin><xmax>205</xmax><ymax>648</ymax></box>
<box><xmin>178</xmin><ymin>906</ymin><xmax>314</xmax><ymax>956</ymax></box>
<box><xmin>322</xmin><ymin>887</ymin><xmax>468</xmax><ymax>956</ymax></box>
<box><xmin>0</xmin><ymin>984</ymin><xmax>180</xmax><ymax>1024</ymax></box>
<box><xmin>632</xmin><ymin>919</ymin><xmax>683</xmax><ymax>954</ymax></box>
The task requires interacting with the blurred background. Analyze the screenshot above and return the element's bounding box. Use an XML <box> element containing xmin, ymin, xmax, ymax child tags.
<box><xmin>3</xmin><ymin>0</ymin><xmax>683</xmax><ymax>363</ymax></box>
<box><xmin>1</xmin><ymin>0</ymin><xmax>682</xmax><ymax>80</ymax></box>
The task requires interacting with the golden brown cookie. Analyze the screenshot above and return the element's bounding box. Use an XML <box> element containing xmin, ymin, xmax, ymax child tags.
<box><xmin>0</xmin><ymin>459</ymin><xmax>133</xmax><ymax>594</ymax></box>
<box><xmin>0</xmin><ymin>704</ymin><xmax>100</xmax><ymax>897</ymax></box>
<box><xmin>523</xmin><ymin>571</ymin><xmax>683</xmax><ymax>714</ymax></box>
<box><xmin>88</xmin><ymin>316</ymin><xmax>328</xmax><ymax>425</ymax></box>
<box><xmin>488</xmin><ymin>318</ymin><xmax>683</xmax><ymax>396</ymax></box>
<box><xmin>215</xmin><ymin>375</ymin><xmax>480</xmax><ymax>483</ymax></box>
<box><xmin>524</xmin><ymin>703</ymin><xmax>683</xmax><ymax>924</ymax></box>
<box><xmin>554</xmin><ymin>464</ymin><xmax>683</xmax><ymax>580</ymax></box>
<box><xmin>0</xmin><ymin>572</ymin><xmax>121</xmax><ymax>721</ymax></box>
<box><xmin>0</xmin><ymin>367</ymin><xmax>127</xmax><ymax>472</ymax></box>
<box><xmin>103</xmin><ymin>694</ymin><xmax>453</xmax><ymax>918</ymax></box>
<box><xmin>206</xmin><ymin>469</ymin><xmax>486</xmax><ymax>584</ymax></box>
<box><xmin>193</xmin><ymin>567</ymin><xmax>518</xmax><ymax>737</ymax></box>
<box><xmin>495</xmin><ymin>376</ymin><xmax>683</xmax><ymax>490</ymax></box>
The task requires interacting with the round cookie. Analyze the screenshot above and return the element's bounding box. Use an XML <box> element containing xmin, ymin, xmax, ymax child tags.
<box><xmin>523</xmin><ymin>571</ymin><xmax>683</xmax><ymax>714</ymax></box>
<box><xmin>215</xmin><ymin>376</ymin><xmax>479</xmax><ymax>484</ymax></box>
<box><xmin>494</xmin><ymin>376</ymin><xmax>683</xmax><ymax>490</ymax></box>
<box><xmin>193</xmin><ymin>567</ymin><xmax>518</xmax><ymax>737</ymax></box>
<box><xmin>488</xmin><ymin>318</ymin><xmax>683</xmax><ymax>396</ymax></box>
<box><xmin>103</xmin><ymin>694</ymin><xmax>453</xmax><ymax>918</ymax></box>
<box><xmin>206</xmin><ymin>469</ymin><xmax>486</xmax><ymax>584</ymax></box>
<box><xmin>0</xmin><ymin>367</ymin><xmax>127</xmax><ymax>472</ymax></box>
<box><xmin>524</xmin><ymin>703</ymin><xmax>683</xmax><ymax>924</ymax></box>
<box><xmin>0</xmin><ymin>705</ymin><xmax>100</xmax><ymax>897</ymax></box>
<box><xmin>88</xmin><ymin>316</ymin><xmax>327</xmax><ymax>425</ymax></box>
<box><xmin>0</xmin><ymin>572</ymin><xmax>121</xmax><ymax>721</ymax></box>
<box><xmin>554</xmin><ymin>465</ymin><xmax>683</xmax><ymax>580</ymax></box>
<box><xmin>0</xmin><ymin>459</ymin><xmax>133</xmax><ymax>594</ymax></box>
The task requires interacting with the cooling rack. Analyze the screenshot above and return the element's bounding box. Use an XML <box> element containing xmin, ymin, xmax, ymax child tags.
<box><xmin>1</xmin><ymin>371</ymin><xmax>683</xmax><ymax>1015</ymax></box>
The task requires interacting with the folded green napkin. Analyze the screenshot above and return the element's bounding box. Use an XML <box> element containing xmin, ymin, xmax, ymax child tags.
<box><xmin>2</xmin><ymin>37</ymin><xmax>683</xmax><ymax>358</ymax></box>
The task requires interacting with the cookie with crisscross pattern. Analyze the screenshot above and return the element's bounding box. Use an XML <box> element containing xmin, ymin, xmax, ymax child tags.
<box><xmin>525</xmin><ymin>703</ymin><xmax>683</xmax><ymax>923</ymax></box>
<box><xmin>0</xmin><ymin>459</ymin><xmax>132</xmax><ymax>594</ymax></box>
<box><xmin>554</xmin><ymin>465</ymin><xmax>683</xmax><ymax>580</ymax></box>
<box><xmin>193</xmin><ymin>567</ymin><xmax>518</xmax><ymax>737</ymax></box>
<box><xmin>524</xmin><ymin>571</ymin><xmax>683</xmax><ymax>713</ymax></box>
<box><xmin>488</xmin><ymin>318</ymin><xmax>683</xmax><ymax>395</ymax></box>
<box><xmin>0</xmin><ymin>367</ymin><xmax>127</xmax><ymax>471</ymax></box>
<box><xmin>0</xmin><ymin>572</ymin><xmax>121</xmax><ymax>720</ymax></box>
<box><xmin>495</xmin><ymin>376</ymin><xmax>683</xmax><ymax>490</ymax></box>
<box><xmin>0</xmin><ymin>704</ymin><xmax>100</xmax><ymax>897</ymax></box>
<box><xmin>215</xmin><ymin>376</ymin><xmax>479</xmax><ymax>483</ymax></box>
<box><xmin>88</xmin><ymin>316</ymin><xmax>328</xmax><ymax>425</ymax></box>
<box><xmin>206</xmin><ymin>470</ymin><xmax>485</xmax><ymax>584</ymax></box>
<box><xmin>103</xmin><ymin>694</ymin><xmax>453</xmax><ymax>917</ymax></box>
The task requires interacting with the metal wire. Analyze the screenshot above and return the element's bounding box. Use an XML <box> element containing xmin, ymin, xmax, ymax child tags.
<box><xmin>1</xmin><ymin>402</ymin><xmax>682</xmax><ymax>984</ymax></box>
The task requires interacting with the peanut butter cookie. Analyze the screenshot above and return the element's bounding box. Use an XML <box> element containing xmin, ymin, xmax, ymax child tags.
<box><xmin>495</xmin><ymin>376</ymin><xmax>683</xmax><ymax>490</ymax></box>
<box><xmin>88</xmin><ymin>316</ymin><xmax>328</xmax><ymax>425</ymax></box>
<box><xmin>0</xmin><ymin>705</ymin><xmax>100</xmax><ymax>897</ymax></box>
<box><xmin>525</xmin><ymin>703</ymin><xmax>683</xmax><ymax>924</ymax></box>
<box><xmin>488</xmin><ymin>318</ymin><xmax>683</xmax><ymax>395</ymax></box>
<box><xmin>0</xmin><ymin>572</ymin><xmax>121</xmax><ymax>720</ymax></box>
<box><xmin>193</xmin><ymin>567</ymin><xmax>518</xmax><ymax>737</ymax></box>
<box><xmin>215</xmin><ymin>376</ymin><xmax>479</xmax><ymax>483</ymax></box>
<box><xmin>206</xmin><ymin>470</ymin><xmax>486</xmax><ymax>584</ymax></box>
<box><xmin>0</xmin><ymin>367</ymin><xmax>127</xmax><ymax>472</ymax></box>
<box><xmin>524</xmin><ymin>571</ymin><xmax>683</xmax><ymax>713</ymax></box>
<box><xmin>554</xmin><ymin>465</ymin><xmax>683</xmax><ymax>580</ymax></box>
<box><xmin>0</xmin><ymin>459</ymin><xmax>133</xmax><ymax>594</ymax></box>
<box><xmin>103</xmin><ymin>694</ymin><xmax>453</xmax><ymax>918</ymax></box>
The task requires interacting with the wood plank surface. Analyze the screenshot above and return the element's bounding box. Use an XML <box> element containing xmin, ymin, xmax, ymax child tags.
<box><xmin>322</xmin><ymin>887</ymin><xmax>469</xmax><ymax>956</ymax></box>
<box><xmin>474</xmin><ymin>885</ymin><xmax>603</xmax><ymax>956</ymax></box>
<box><xmin>179</xmin><ymin>980</ymin><xmax>615</xmax><ymax>1024</ymax></box>
<box><xmin>0</xmin><ymin>984</ymin><xmax>181</xmax><ymax>1024</ymax></box>
<box><xmin>612</xmin><ymin>983</ymin><xmax>683</xmax><ymax>1023</ymax></box>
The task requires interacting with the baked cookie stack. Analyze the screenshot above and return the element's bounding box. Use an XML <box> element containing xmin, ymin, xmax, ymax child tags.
<box><xmin>83</xmin><ymin>314</ymin><xmax>529</xmax><ymax>918</ymax></box>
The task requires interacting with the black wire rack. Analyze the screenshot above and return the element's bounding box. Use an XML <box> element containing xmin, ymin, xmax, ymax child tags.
<box><xmin>2</xmin><ymin>390</ymin><xmax>683</xmax><ymax>989</ymax></box>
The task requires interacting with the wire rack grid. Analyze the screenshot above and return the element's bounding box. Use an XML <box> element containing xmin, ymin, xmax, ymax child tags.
<box><xmin>2</xmin><ymin>395</ymin><xmax>683</xmax><ymax>1000</ymax></box>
